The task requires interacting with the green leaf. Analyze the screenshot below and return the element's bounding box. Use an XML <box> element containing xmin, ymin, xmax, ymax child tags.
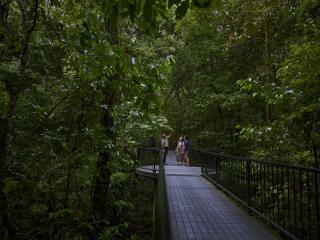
<box><xmin>169</xmin><ymin>0</ymin><xmax>181</xmax><ymax>7</ymax></box>
<box><xmin>213</xmin><ymin>0</ymin><xmax>222</xmax><ymax>9</ymax></box>
<box><xmin>49</xmin><ymin>209</ymin><xmax>72</xmax><ymax>219</ymax></box>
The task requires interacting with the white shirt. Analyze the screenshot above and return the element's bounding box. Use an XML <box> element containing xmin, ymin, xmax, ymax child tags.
<box><xmin>161</xmin><ymin>137</ymin><xmax>169</xmax><ymax>147</ymax></box>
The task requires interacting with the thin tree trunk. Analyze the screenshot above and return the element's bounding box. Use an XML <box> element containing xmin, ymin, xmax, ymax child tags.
<box><xmin>64</xmin><ymin>99</ymin><xmax>85</xmax><ymax>208</ymax></box>
<box><xmin>0</xmin><ymin>116</ymin><xmax>16</xmax><ymax>240</ymax></box>
<box><xmin>92</xmin><ymin>4</ymin><xmax>119</xmax><ymax>227</ymax></box>
<box><xmin>92</xmin><ymin>91</ymin><xmax>116</xmax><ymax>219</ymax></box>
<box><xmin>311</xmin><ymin>112</ymin><xmax>319</xmax><ymax>168</ymax></box>
<box><xmin>1</xmin><ymin>1</ymin><xmax>38</xmax><ymax>237</ymax></box>
<box><xmin>264</xmin><ymin>1</ymin><xmax>272</xmax><ymax>123</ymax></box>
<box><xmin>0</xmin><ymin>116</ymin><xmax>8</xmax><ymax>196</ymax></box>
<box><xmin>312</xmin><ymin>141</ymin><xmax>318</xmax><ymax>169</ymax></box>
<box><xmin>0</xmin><ymin>2</ymin><xmax>38</xmax><ymax>239</ymax></box>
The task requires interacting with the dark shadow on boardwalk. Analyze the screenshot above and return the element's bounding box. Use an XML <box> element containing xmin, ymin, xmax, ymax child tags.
<box><xmin>165</xmin><ymin>151</ymin><xmax>277</xmax><ymax>240</ymax></box>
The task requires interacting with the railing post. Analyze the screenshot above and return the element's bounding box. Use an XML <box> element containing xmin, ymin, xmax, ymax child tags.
<box><xmin>153</xmin><ymin>151</ymin><xmax>157</xmax><ymax>175</ymax></box>
<box><xmin>204</xmin><ymin>152</ymin><xmax>207</xmax><ymax>176</ymax></box>
<box><xmin>200</xmin><ymin>151</ymin><xmax>204</xmax><ymax>175</ymax></box>
<box><xmin>246</xmin><ymin>160</ymin><xmax>251</xmax><ymax>214</ymax></box>
<box><xmin>137</xmin><ymin>148</ymin><xmax>141</xmax><ymax>162</ymax></box>
<box><xmin>216</xmin><ymin>156</ymin><xmax>219</xmax><ymax>183</ymax></box>
<box><xmin>153</xmin><ymin>149</ymin><xmax>171</xmax><ymax>240</ymax></box>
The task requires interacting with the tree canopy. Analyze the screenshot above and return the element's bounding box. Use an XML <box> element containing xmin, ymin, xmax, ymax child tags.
<box><xmin>0</xmin><ymin>0</ymin><xmax>319</xmax><ymax>239</ymax></box>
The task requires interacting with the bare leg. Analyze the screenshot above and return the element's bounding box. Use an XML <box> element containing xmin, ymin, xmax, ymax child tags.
<box><xmin>176</xmin><ymin>152</ymin><xmax>180</xmax><ymax>165</ymax></box>
<box><xmin>185</xmin><ymin>152</ymin><xmax>190</xmax><ymax>166</ymax></box>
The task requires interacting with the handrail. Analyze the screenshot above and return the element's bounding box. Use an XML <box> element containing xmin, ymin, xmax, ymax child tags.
<box><xmin>196</xmin><ymin>149</ymin><xmax>320</xmax><ymax>173</ymax></box>
<box><xmin>136</xmin><ymin>147</ymin><xmax>159</xmax><ymax>175</ymax></box>
<box><xmin>192</xmin><ymin>149</ymin><xmax>320</xmax><ymax>240</ymax></box>
<box><xmin>137</xmin><ymin>147</ymin><xmax>171</xmax><ymax>240</ymax></box>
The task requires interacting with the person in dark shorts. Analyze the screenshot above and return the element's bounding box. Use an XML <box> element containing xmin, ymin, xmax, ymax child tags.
<box><xmin>183</xmin><ymin>135</ymin><xmax>191</xmax><ymax>166</ymax></box>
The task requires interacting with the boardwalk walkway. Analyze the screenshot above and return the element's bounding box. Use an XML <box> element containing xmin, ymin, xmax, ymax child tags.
<box><xmin>165</xmin><ymin>151</ymin><xmax>277</xmax><ymax>240</ymax></box>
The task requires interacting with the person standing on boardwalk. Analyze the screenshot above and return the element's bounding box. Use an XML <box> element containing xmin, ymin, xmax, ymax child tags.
<box><xmin>161</xmin><ymin>132</ymin><xmax>172</xmax><ymax>165</ymax></box>
<box><xmin>175</xmin><ymin>137</ymin><xmax>184</xmax><ymax>165</ymax></box>
<box><xmin>183</xmin><ymin>135</ymin><xmax>191</xmax><ymax>166</ymax></box>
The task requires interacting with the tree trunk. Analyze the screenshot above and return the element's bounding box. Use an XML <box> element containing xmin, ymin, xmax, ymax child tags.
<box><xmin>64</xmin><ymin>99</ymin><xmax>85</xmax><ymax>208</ymax></box>
<box><xmin>0</xmin><ymin>116</ymin><xmax>16</xmax><ymax>240</ymax></box>
<box><xmin>0</xmin><ymin>2</ymin><xmax>38</xmax><ymax>239</ymax></box>
<box><xmin>264</xmin><ymin>2</ymin><xmax>272</xmax><ymax>123</ymax></box>
<box><xmin>92</xmin><ymin>91</ymin><xmax>115</xmax><ymax>220</ymax></box>
<box><xmin>0</xmin><ymin>117</ymin><xmax>7</xmax><ymax>191</ymax></box>
<box><xmin>312</xmin><ymin>141</ymin><xmax>318</xmax><ymax>169</ymax></box>
<box><xmin>91</xmin><ymin>4</ymin><xmax>119</xmax><ymax>227</ymax></box>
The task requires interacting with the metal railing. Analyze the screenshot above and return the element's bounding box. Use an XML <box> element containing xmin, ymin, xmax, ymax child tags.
<box><xmin>191</xmin><ymin>149</ymin><xmax>320</xmax><ymax>240</ymax></box>
<box><xmin>136</xmin><ymin>147</ymin><xmax>171</xmax><ymax>240</ymax></box>
<box><xmin>136</xmin><ymin>147</ymin><xmax>160</xmax><ymax>176</ymax></box>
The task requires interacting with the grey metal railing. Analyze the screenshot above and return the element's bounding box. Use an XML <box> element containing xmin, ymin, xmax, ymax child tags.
<box><xmin>136</xmin><ymin>147</ymin><xmax>171</xmax><ymax>240</ymax></box>
<box><xmin>191</xmin><ymin>149</ymin><xmax>320</xmax><ymax>240</ymax></box>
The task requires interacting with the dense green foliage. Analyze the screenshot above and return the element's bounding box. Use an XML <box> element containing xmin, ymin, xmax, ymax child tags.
<box><xmin>0</xmin><ymin>0</ymin><xmax>181</xmax><ymax>239</ymax></box>
<box><xmin>0</xmin><ymin>0</ymin><xmax>319</xmax><ymax>239</ymax></box>
<box><xmin>167</xmin><ymin>0</ymin><xmax>320</xmax><ymax>167</ymax></box>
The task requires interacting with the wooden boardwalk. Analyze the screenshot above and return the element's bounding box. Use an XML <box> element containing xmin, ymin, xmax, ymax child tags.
<box><xmin>165</xmin><ymin>151</ymin><xmax>277</xmax><ymax>240</ymax></box>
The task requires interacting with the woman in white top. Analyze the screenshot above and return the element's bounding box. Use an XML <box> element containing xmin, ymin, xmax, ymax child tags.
<box><xmin>176</xmin><ymin>137</ymin><xmax>184</xmax><ymax>166</ymax></box>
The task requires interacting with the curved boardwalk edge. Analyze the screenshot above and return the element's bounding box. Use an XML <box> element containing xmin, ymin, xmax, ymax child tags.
<box><xmin>135</xmin><ymin>165</ymin><xmax>159</xmax><ymax>178</ymax></box>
